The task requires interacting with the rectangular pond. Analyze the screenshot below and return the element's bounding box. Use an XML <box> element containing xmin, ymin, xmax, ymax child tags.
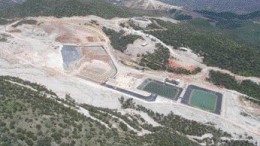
<box><xmin>138</xmin><ymin>79</ymin><xmax>182</xmax><ymax>100</ymax></box>
<box><xmin>182</xmin><ymin>85</ymin><xmax>223</xmax><ymax>114</ymax></box>
<box><xmin>61</xmin><ymin>45</ymin><xmax>81</xmax><ymax>69</ymax></box>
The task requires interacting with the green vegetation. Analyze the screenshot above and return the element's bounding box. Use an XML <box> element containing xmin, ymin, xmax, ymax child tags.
<box><xmin>128</xmin><ymin>22</ymin><xmax>143</xmax><ymax>30</ymax></box>
<box><xmin>224</xmin><ymin>21</ymin><xmax>260</xmax><ymax>49</ymax></box>
<box><xmin>0</xmin><ymin>18</ymin><xmax>14</xmax><ymax>25</ymax></box>
<box><xmin>121</xmin><ymin>97</ymin><xmax>227</xmax><ymax>137</ymax></box>
<box><xmin>167</xmin><ymin>66</ymin><xmax>202</xmax><ymax>75</ymax></box>
<box><xmin>146</xmin><ymin>22</ymin><xmax>162</xmax><ymax>30</ymax></box>
<box><xmin>0</xmin><ymin>76</ymin><xmax>255</xmax><ymax>146</ymax></box>
<box><xmin>197</xmin><ymin>10</ymin><xmax>260</xmax><ymax>20</ymax></box>
<box><xmin>140</xmin><ymin>44</ymin><xmax>170</xmax><ymax>70</ymax></box>
<box><xmin>0</xmin><ymin>0</ymin><xmax>135</xmax><ymax>19</ymax></box>
<box><xmin>0</xmin><ymin>76</ymin><xmax>200</xmax><ymax>146</ymax></box>
<box><xmin>147</xmin><ymin>19</ymin><xmax>260</xmax><ymax>77</ymax></box>
<box><xmin>195</xmin><ymin>10</ymin><xmax>260</xmax><ymax>49</ymax></box>
<box><xmin>174</xmin><ymin>13</ymin><xmax>192</xmax><ymax>20</ymax></box>
<box><xmin>140</xmin><ymin>43</ymin><xmax>201</xmax><ymax>74</ymax></box>
<box><xmin>103</xmin><ymin>27</ymin><xmax>141</xmax><ymax>52</ymax></box>
<box><xmin>119</xmin><ymin>97</ymin><xmax>255</xmax><ymax>146</ymax></box>
<box><xmin>216</xmin><ymin>20</ymin><xmax>244</xmax><ymax>29</ymax></box>
<box><xmin>208</xmin><ymin>70</ymin><xmax>260</xmax><ymax>100</ymax></box>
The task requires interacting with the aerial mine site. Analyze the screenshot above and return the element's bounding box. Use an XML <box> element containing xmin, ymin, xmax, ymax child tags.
<box><xmin>0</xmin><ymin>0</ymin><xmax>259</xmax><ymax>146</ymax></box>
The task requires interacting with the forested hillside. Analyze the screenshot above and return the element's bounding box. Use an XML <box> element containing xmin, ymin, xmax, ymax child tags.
<box><xmin>0</xmin><ymin>76</ymin><xmax>254</xmax><ymax>146</ymax></box>
<box><xmin>208</xmin><ymin>71</ymin><xmax>260</xmax><ymax>100</ymax></box>
<box><xmin>147</xmin><ymin>19</ymin><xmax>260</xmax><ymax>77</ymax></box>
<box><xmin>197</xmin><ymin>10</ymin><xmax>260</xmax><ymax>20</ymax></box>
<box><xmin>0</xmin><ymin>0</ymin><xmax>134</xmax><ymax>19</ymax></box>
<box><xmin>0</xmin><ymin>76</ymin><xmax>198</xmax><ymax>146</ymax></box>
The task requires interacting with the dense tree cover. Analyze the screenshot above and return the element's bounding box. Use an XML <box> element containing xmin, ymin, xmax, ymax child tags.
<box><xmin>147</xmin><ymin>19</ymin><xmax>260</xmax><ymax>77</ymax></box>
<box><xmin>208</xmin><ymin>70</ymin><xmax>260</xmax><ymax>100</ymax></box>
<box><xmin>0</xmin><ymin>76</ymin><xmax>256</xmax><ymax>146</ymax></box>
<box><xmin>174</xmin><ymin>13</ymin><xmax>192</xmax><ymax>20</ymax></box>
<box><xmin>146</xmin><ymin>22</ymin><xmax>162</xmax><ymax>30</ymax></box>
<box><xmin>0</xmin><ymin>0</ymin><xmax>134</xmax><ymax>19</ymax></box>
<box><xmin>0</xmin><ymin>76</ymin><xmax>199</xmax><ymax>146</ymax></box>
<box><xmin>0</xmin><ymin>18</ymin><xmax>14</xmax><ymax>25</ymax></box>
<box><xmin>102</xmin><ymin>27</ymin><xmax>141</xmax><ymax>52</ymax></box>
<box><xmin>223</xmin><ymin>21</ymin><xmax>260</xmax><ymax>50</ymax></box>
<box><xmin>197</xmin><ymin>10</ymin><xmax>260</xmax><ymax>20</ymax></box>
<box><xmin>190</xmin><ymin>17</ymin><xmax>260</xmax><ymax>52</ymax></box>
<box><xmin>167</xmin><ymin>66</ymin><xmax>202</xmax><ymax>75</ymax></box>
<box><xmin>140</xmin><ymin>44</ymin><xmax>170</xmax><ymax>70</ymax></box>
<box><xmin>216</xmin><ymin>20</ymin><xmax>244</xmax><ymax>29</ymax></box>
<box><xmin>140</xmin><ymin>44</ymin><xmax>201</xmax><ymax>74</ymax></box>
<box><xmin>128</xmin><ymin>22</ymin><xmax>143</xmax><ymax>30</ymax></box>
<box><xmin>189</xmin><ymin>13</ymin><xmax>260</xmax><ymax>49</ymax></box>
<box><xmin>196</xmin><ymin>10</ymin><xmax>260</xmax><ymax>45</ymax></box>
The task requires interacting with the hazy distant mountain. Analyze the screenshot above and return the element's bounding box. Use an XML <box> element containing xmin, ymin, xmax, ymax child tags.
<box><xmin>161</xmin><ymin>0</ymin><xmax>260</xmax><ymax>14</ymax></box>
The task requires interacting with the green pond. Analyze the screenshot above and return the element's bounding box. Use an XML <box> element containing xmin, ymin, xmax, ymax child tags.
<box><xmin>142</xmin><ymin>80</ymin><xmax>181</xmax><ymax>100</ymax></box>
<box><xmin>189</xmin><ymin>89</ymin><xmax>217</xmax><ymax>112</ymax></box>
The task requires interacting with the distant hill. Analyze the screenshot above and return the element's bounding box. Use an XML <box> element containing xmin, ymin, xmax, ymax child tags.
<box><xmin>197</xmin><ymin>10</ymin><xmax>260</xmax><ymax>20</ymax></box>
<box><xmin>106</xmin><ymin>0</ymin><xmax>181</xmax><ymax>11</ymax></box>
<box><xmin>0</xmin><ymin>0</ymin><xmax>135</xmax><ymax>19</ymax></box>
<box><xmin>161</xmin><ymin>0</ymin><xmax>260</xmax><ymax>14</ymax></box>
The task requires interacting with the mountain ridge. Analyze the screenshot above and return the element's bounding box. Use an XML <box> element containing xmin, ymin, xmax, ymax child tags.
<box><xmin>161</xmin><ymin>0</ymin><xmax>260</xmax><ymax>14</ymax></box>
